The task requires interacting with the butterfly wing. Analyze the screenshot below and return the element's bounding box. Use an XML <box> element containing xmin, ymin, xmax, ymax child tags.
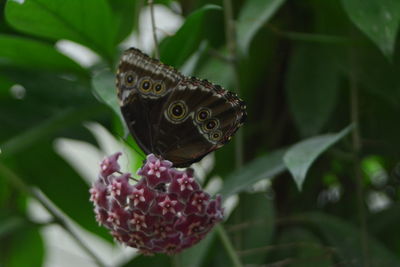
<box><xmin>116</xmin><ymin>48</ymin><xmax>246</xmax><ymax>167</ymax></box>
<box><xmin>153</xmin><ymin>78</ymin><xmax>246</xmax><ymax>167</ymax></box>
<box><xmin>116</xmin><ymin>48</ymin><xmax>183</xmax><ymax>155</ymax></box>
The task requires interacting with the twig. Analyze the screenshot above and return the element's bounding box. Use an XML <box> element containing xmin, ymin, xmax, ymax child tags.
<box><xmin>226</xmin><ymin>219</ymin><xmax>268</xmax><ymax>232</ymax></box>
<box><xmin>264</xmin><ymin>258</ymin><xmax>294</xmax><ymax>267</ymax></box>
<box><xmin>116</xmin><ymin>171</ymin><xmax>139</xmax><ymax>182</ymax></box>
<box><xmin>207</xmin><ymin>48</ymin><xmax>233</xmax><ymax>63</ymax></box>
<box><xmin>223</xmin><ymin>0</ymin><xmax>244</xmax><ymax>169</ymax></box>
<box><xmin>236</xmin><ymin>242</ymin><xmax>336</xmax><ymax>257</ymax></box>
<box><xmin>148</xmin><ymin>0</ymin><xmax>160</xmax><ymax>59</ymax></box>
<box><xmin>349</xmin><ymin>53</ymin><xmax>369</xmax><ymax>267</ymax></box>
<box><xmin>216</xmin><ymin>224</ymin><xmax>243</xmax><ymax>267</ymax></box>
<box><xmin>0</xmin><ymin>163</ymin><xmax>107</xmax><ymax>267</ymax></box>
<box><xmin>266</xmin><ymin>24</ymin><xmax>351</xmax><ymax>44</ymax></box>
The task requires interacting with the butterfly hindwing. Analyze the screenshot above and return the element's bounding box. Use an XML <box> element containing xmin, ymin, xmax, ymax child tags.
<box><xmin>153</xmin><ymin>79</ymin><xmax>245</xmax><ymax>166</ymax></box>
<box><xmin>116</xmin><ymin>48</ymin><xmax>246</xmax><ymax>167</ymax></box>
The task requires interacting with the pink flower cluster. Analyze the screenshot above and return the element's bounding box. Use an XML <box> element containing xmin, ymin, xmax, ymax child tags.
<box><xmin>90</xmin><ymin>153</ymin><xmax>224</xmax><ymax>255</ymax></box>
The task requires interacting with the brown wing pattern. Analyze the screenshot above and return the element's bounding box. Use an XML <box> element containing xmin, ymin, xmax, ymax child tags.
<box><xmin>116</xmin><ymin>48</ymin><xmax>246</xmax><ymax>167</ymax></box>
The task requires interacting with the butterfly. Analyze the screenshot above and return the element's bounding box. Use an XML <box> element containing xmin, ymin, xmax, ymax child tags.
<box><xmin>116</xmin><ymin>48</ymin><xmax>246</xmax><ymax>167</ymax></box>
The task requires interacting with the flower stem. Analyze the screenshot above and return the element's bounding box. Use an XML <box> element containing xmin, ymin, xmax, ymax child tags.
<box><xmin>148</xmin><ymin>0</ymin><xmax>160</xmax><ymax>59</ymax></box>
<box><xmin>349</xmin><ymin>54</ymin><xmax>369</xmax><ymax>267</ymax></box>
<box><xmin>222</xmin><ymin>0</ymin><xmax>244</xmax><ymax>169</ymax></box>
<box><xmin>216</xmin><ymin>224</ymin><xmax>243</xmax><ymax>267</ymax></box>
<box><xmin>0</xmin><ymin>163</ymin><xmax>107</xmax><ymax>267</ymax></box>
<box><xmin>222</xmin><ymin>0</ymin><xmax>245</xmax><ymax>258</ymax></box>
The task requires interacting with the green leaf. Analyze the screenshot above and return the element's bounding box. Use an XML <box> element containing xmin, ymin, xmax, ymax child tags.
<box><xmin>341</xmin><ymin>0</ymin><xmax>400</xmax><ymax>60</ymax></box>
<box><xmin>3</xmin><ymin>225</ymin><xmax>44</xmax><ymax>267</ymax></box>
<box><xmin>286</xmin><ymin>43</ymin><xmax>340</xmax><ymax>137</ymax></box>
<box><xmin>0</xmin><ymin>34</ymin><xmax>87</xmax><ymax>75</ymax></box>
<box><xmin>348</xmin><ymin>40</ymin><xmax>400</xmax><ymax>106</ymax></box>
<box><xmin>107</xmin><ymin>0</ymin><xmax>140</xmax><ymax>43</ymax></box>
<box><xmin>12</xmin><ymin>142</ymin><xmax>112</xmax><ymax>242</ymax></box>
<box><xmin>92</xmin><ymin>69</ymin><xmax>122</xmax><ymax>120</ymax></box>
<box><xmin>0</xmin><ymin>216</ymin><xmax>25</xmax><ymax>238</ymax></box>
<box><xmin>0</xmin><ymin>75</ymin><xmax>13</xmax><ymax>95</ymax></box>
<box><xmin>237</xmin><ymin>0</ymin><xmax>286</xmax><ymax>54</ymax></box>
<box><xmin>303</xmin><ymin>213</ymin><xmax>400</xmax><ymax>266</ymax></box>
<box><xmin>0</xmin><ymin>70</ymin><xmax>98</xmax><ymax>144</ymax></box>
<box><xmin>283</xmin><ymin>126</ymin><xmax>352</xmax><ymax>190</ymax></box>
<box><xmin>159</xmin><ymin>4</ymin><xmax>222</xmax><ymax>68</ymax></box>
<box><xmin>219</xmin><ymin>149</ymin><xmax>286</xmax><ymax>198</ymax></box>
<box><xmin>91</xmin><ymin>70</ymin><xmax>146</xmax><ymax>165</ymax></box>
<box><xmin>195</xmin><ymin>48</ymin><xmax>234</xmax><ymax>89</ymax></box>
<box><xmin>1</xmin><ymin>105</ymin><xmax>103</xmax><ymax>158</ymax></box>
<box><xmin>5</xmin><ymin>0</ymin><xmax>117</xmax><ymax>62</ymax></box>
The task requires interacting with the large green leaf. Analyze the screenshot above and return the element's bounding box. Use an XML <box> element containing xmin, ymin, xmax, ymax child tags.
<box><xmin>219</xmin><ymin>149</ymin><xmax>286</xmax><ymax>198</ymax></box>
<box><xmin>159</xmin><ymin>4</ymin><xmax>222</xmax><ymax>68</ymax></box>
<box><xmin>286</xmin><ymin>43</ymin><xmax>340</xmax><ymax>137</ymax></box>
<box><xmin>0</xmin><ymin>70</ymin><xmax>101</xmax><ymax>145</ymax></box>
<box><xmin>0</xmin><ymin>74</ymin><xmax>13</xmax><ymax>95</ymax></box>
<box><xmin>2</xmin><ymin>224</ymin><xmax>44</xmax><ymax>267</ymax></box>
<box><xmin>283</xmin><ymin>126</ymin><xmax>352</xmax><ymax>190</ymax></box>
<box><xmin>12</xmin><ymin>142</ymin><xmax>112</xmax><ymax>242</ymax></box>
<box><xmin>91</xmin><ymin>69</ymin><xmax>144</xmax><ymax>161</ymax></box>
<box><xmin>0</xmin><ymin>105</ymin><xmax>103</xmax><ymax>158</ymax></box>
<box><xmin>0</xmin><ymin>34</ymin><xmax>86</xmax><ymax>75</ymax></box>
<box><xmin>348</xmin><ymin>40</ymin><xmax>400</xmax><ymax>106</ymax></box>
<box><xmin>92</xmin><ymin>69</ymin><xmax>122</xmax><ymax>120</ymax></box>
<box><xmin>195</xmin><ymin>48</ymin><xmax>234</xmax><ymax>89</ymax></box>
<box><xmin>0</xmin><ymin>216</ymin><xmax>25</xmax><ymax>239</ymax></box>
<box><xmin>237</xmin><ymin>0</ymin><xmax>286</xmax><ymax>54</ymax></box>
<box><xmin>5</xmin><ymin>0</ymin><xmax>118</xmax><ymax>62</ymax></box>
<box><xmin>107</xmin><ymin>0</ymin><xmax>140</xmax><ymax>43</ymax></box>
<box><xmin>341</xmin><ymin>0</ymin><xmax>400</xmax><ymax>60</ymax></box>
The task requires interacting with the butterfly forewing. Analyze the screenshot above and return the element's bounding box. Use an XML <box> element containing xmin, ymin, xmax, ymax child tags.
<box><xmin>116</xmin><ymin>48</ymin><xmax>246</xmax><ymax>167</ymax></box>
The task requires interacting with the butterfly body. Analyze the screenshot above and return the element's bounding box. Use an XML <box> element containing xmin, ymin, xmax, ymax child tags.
<box><xmin>116</xmin><ymin>48</ymin><xmax>246</xmax><ymax>167</ymax></box>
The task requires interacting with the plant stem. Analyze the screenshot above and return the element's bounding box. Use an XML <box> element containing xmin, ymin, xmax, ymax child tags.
<box><xmin>223</xmin><ymin>0</ymin><xmax>244</xmax><ymax>169</ymax></box>
<box><xmin>222</xmin><ymin>0</ymin><xmax>245</xmax><ymax>259</ymax></box>
<box><xmin>148</xmin><ymin>0</ymin><xmax>160</xmax><ymax>59</ymax></box>
<box><xmin>349</xmin><ymin>56</ymin><xmax>369</xmax><ymax>267</ymax></box>
<box><xmin>0</xmin><ymin>163</ymin><xmax>107</xmax><ymax>267</ymax></box>
<box><xmin>216</xmin><ymin>224</ymin><xmax>243</xmax><ymax>267</ymax></box>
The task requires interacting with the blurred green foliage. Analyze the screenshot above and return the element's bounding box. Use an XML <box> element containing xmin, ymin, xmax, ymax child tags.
<box><xmin>1</xmin><ymin>0</ymin><xmax>400</xmax><ymax>266</ymax></box>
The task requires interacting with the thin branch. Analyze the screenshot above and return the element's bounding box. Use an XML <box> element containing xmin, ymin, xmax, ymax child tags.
<box><xmin>236</xmin><ymin>242</ymin><xmax>336</xmax><ymax>257</ymax></box>
<box><xmin>207</xmin><ymin>48</ymin><xmax>234</xmax><ymax>63</ymax></box>
<box><xmin>0</xmin><ymin>163</ymin><xmax>106</xmax><ymax>267</ymax></box>
<box><xmin>264</xmin><ymin>258</ymin><xmax>294</xmax><ymax>267</ymax></box>
<box><xmin>222</xmin><ymin>0</ymin><xmax>245</xmax><ymax>257</ymax></box>
<box><xmin>223</xmin><ymin>0</ymin><xmax>244</xmax><ymax>169</ymax></box>
<box><xmin>148</xmin><ymin>0</ymin><xmax>160</xmax><ymax>59</ymax></box>
<box><xmin>116</xmin><ymin>171</ymin><xmax>139</xmax><ymax>182</ymax></box>
<box><xmin>216</xmin><ymin>224</ymin><xmax>243</xmax><ymax>267</ymax></box>
<box><xmin>226</xmin><ymin>219</ymin><xmax>268</xmax><ymax>232</ymax></box>
<box><xmin>266</xmin><ymin>24</ymin><xmax>352</xmax><ymax>44</ymax></box>
<box><xmin>349</xmin><ymin>53</ymin><xmax>369</xmax><ymax>267</ymax></box>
